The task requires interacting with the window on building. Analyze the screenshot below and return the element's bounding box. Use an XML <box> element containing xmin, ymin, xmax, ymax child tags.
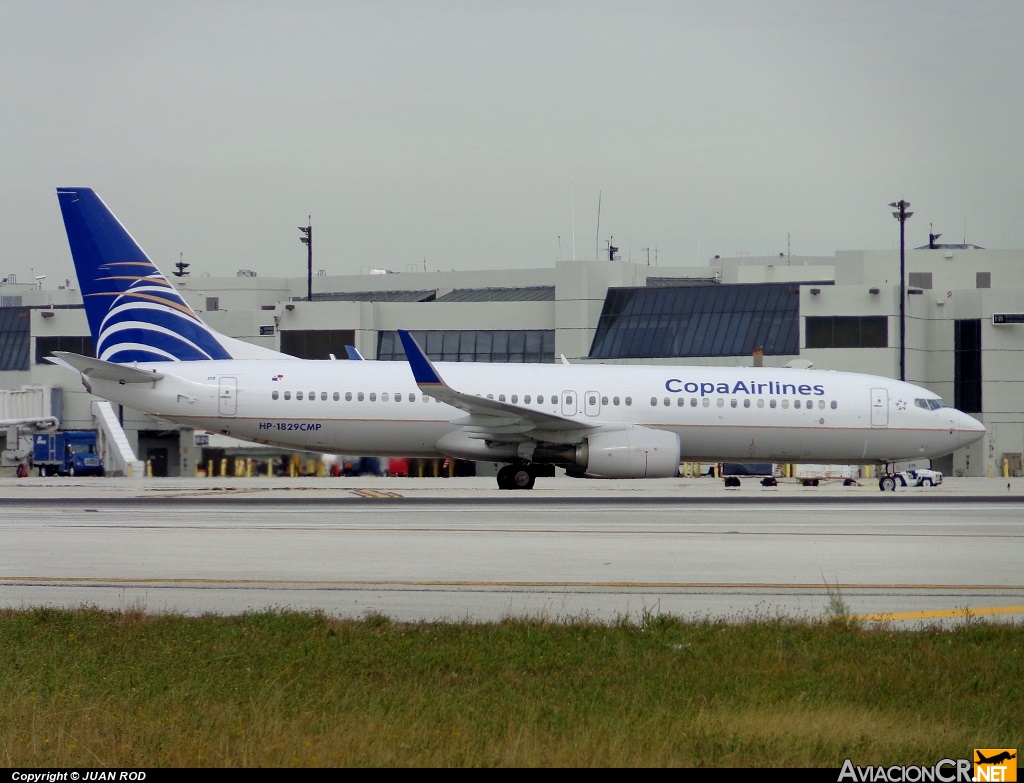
<box><xmin>376</xmin><ymin>329</ymin><xmax>555</xmax><ymax>363</ymax></box>
<box><xmin>588</xmin><ymin>282</ymin><xmax>802</xmax><ymax>359</ymax></box>
<box><xmin>280</xmin><ymin>329</ymin><xmax>357</xmax><ymax>360</ymax></box>
<box><xmin>908</xmin><ymin>272</ymin><xmax>932</xmax><ymax>290</ymax></box>
<box><xmin>977</xmin><ymin>272</ymin><xmax>991</xmax><ymax>289</ymax></box>
<box><xmin>34</xmin><ymin>334</ymin><xmax>94</xmax><ymax>365</ymax></box>
<box><xmin>805</xmin><ymin>316</ymin><xmax>888</xmax><ymax>349</ymax></box>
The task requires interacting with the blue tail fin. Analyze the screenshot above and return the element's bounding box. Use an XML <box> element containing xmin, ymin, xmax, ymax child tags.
<box><xmin>57</xmin><ymin>188</ymin><xmax>235</xmax><ymax>362</ymax></box>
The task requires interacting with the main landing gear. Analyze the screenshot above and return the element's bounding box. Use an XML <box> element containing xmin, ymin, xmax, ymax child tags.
<box><xmin>496</xmin><ymin>464</ymin><xmax>536</xmax><ymax>490</ymax></box>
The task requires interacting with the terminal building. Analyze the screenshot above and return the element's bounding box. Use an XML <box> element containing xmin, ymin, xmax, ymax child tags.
<box><xmin>0</xmin><ymin>241</ymin><xmax>1019</xmax><ymax>478</ymax></box>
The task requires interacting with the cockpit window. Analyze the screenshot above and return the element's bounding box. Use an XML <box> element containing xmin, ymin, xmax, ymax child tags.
<box><xmin>916</xmin><ymin>398</ymin><xmax>951</xmax><ymax>411</ymax></box>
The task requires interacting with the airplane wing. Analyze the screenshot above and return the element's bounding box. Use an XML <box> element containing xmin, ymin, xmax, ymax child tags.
<box><xmin>398</xmin><ymin>330</ymin><xmax>597</xmax><ymax>442</ymax></box>
<box><xmin>47</xmin><ymin>352</ymin><xmax>165</xmax><ymax>384</ymax></box>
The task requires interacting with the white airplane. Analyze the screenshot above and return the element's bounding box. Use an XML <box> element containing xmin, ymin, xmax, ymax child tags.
<box><xmin>51</xmin><ymin>188</ymin><xmax>985</xmax><ymax>490</ymax></box>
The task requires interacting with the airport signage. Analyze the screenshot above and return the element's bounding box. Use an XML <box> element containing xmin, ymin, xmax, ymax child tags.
<box><xmin>992</xmin><ymin>314</ymin><xmax>1024</xmax><ymax>325</ymax></box>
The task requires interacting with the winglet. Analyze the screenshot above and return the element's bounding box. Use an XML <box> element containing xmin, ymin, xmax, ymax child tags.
<box><xmin>344</xmin><ymin>345</ymin><xmax>364</xmax><ymax>361</ymax></box>
<box><xmin>398</xmin><ymin>330</ymin><xmax>444</xmax><ymax>386</ymax></box>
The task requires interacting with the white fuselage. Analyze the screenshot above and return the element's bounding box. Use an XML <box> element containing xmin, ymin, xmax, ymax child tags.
<box><xmin>86</xmin><ymin>359</ymin><xmax>984</xmax><ymax>464</ymax></box>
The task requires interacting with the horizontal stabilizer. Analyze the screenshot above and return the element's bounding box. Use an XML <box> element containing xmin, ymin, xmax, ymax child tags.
<box><xmin>48</xmin><ymin>352</ymin><xmax>165</xmax><ymax>384</ymax></box>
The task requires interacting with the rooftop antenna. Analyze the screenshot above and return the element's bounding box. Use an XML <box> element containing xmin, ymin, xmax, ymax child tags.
<box><xmin>595</xmin><ymin>191</ymin><xmax>601</xmax><ymax>263</ymax></box>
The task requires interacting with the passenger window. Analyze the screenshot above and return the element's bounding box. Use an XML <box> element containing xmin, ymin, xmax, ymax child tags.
<box><xmin>357</xmin><ymin>392</ymin><xmax>364</xmax><ymax>402</ymax></box>
<box><xmin>818</xmin><ymin>400</ymin><xmax>825</xmax><ymax>409</ymax></box>
<box><xmin>381</xmin><ymin>392</ymin><xmax>389</xmax><ymax>402</ymax></box>
<box><xmin>321</xmin><ymin>392</ymin><xmax>328</xmax><ymax>401</ymax></box>
<box><xmin>794</xmin><ymin>400</ymin><xmax>801</xmax><ymax>409</ymax></box>
<box><xmin>663</xmin><ymin>397</ymin><xmax>670</xmax><ymax>406</ymax></box>
<box><xmin>487</xmin><ymin>394</ymin><xmax>494</xmax><ymax>400</ymax></box>
<box><xmin>716</xmin><ymin>398</ymin><xmax>725</xmax><ymax>408</ymax></box>
<box><xmin>602</xmin><ymin>396</ymin><xmax>609</xmax><ymax>405</ymax></box>
<box><xmin>345</xmin><ymin>392</ymin><xmax>352</xmax><ymax>401</ymax></box>
<box><xmin>613</xmin><ymin>396</ymin><xmax>620</xmax><ymax>406</ymax></box>
<box><xmin>395</xmin><ymin>393</ymin><xmax>402</xmax><ymax>402</ymax></box>
<box><xmin>690</xmin><ymin>398</ymin><xmax>697</xmax><ymax>407</ymax></box>
<box><xmin>830</xmin><ymin>400</ymin><xmax>838</xmax><ymax>409</ymax></box>
<box><xmin>309</xmin><ymin>391</ymin><xmax>315</xmax><ymax>400</ymax></box>
<box><xmin>511</xmin><ymin>395</ymin><xmax>518</xmax><ymax>404</ymax></box>
<box><xmin>538</xmin><ymin>395</ymin><xmax>544</xmax><ymax>404</ymax></box>
<box><xmin>624</xmin><ymin>397</ymin><xmax>632</xmax><ymax>406</ymax></box>
<box><xmin>333</xmin><ymin>392</ymin><xmax>339</xmax><ymax>401</ymax></box>
<box><xmin>284</xmin><ymin>391</ymin><xmax>291</xmax><ymax>400</ymax></box>
<box><xmin>651</xmin><ymin>397</ymin><xmax>658</xmax><ymax>407</ymax></box>
<box><xmin>743</xmin><ymin>399</ymin><xmax>750</xmax><ymax>408</ymax></box>
<box><xmin>782</xmin><ymin>400</ymin><xmax>789</xmax><ymax>409</ymax></box>
<box><xmin>677</xmin><ymin>397</ymin><xmax>684</xmax><ymax>407</ymax></box>
<box><xmin>769</xmin><ymin>399</ymin><xmax>776</xmax><ymax>408</ymax></box>
<box><xmin>730</xmin><ymin>399</ymin><xmax>737</xmax><ymax>408</ymax></box>
<box><xmin>590</xmin><ymin>395</ymin><xmax>598</xmax><ymax>406</ymax></box>
<box><xmin>409</xmin><ymin>393</ymin><xmax>416</xmax><ymax>402</ymax></box>
<box><xmin>757</xmin><ymin>399</ymin><xmax>764</xmax><ymax>408</ymax></box>
<box><xmin>369</xmin><ymin>393</ymin><xmax>377</xmax><ymax>402</ymax></box>
<box><xmin>702</xmin><ymin>398</ymin><xmax>710</xmax><ymax>408</ymax></box>
<box><xmin>297</xmin><ymin>391</ymin><xmax>303</xmax><ymax>400</ymax></box>
<box><xmin>524</xmin><ymin>395</ymin><xmax>531</xmax><ymax>404</ymax></box>
<box><xmin>566</xmin><ymin>395</ymin><xmax>573</xmax><ymax>406</ymax></box>
<box><xmin>272</xmin><ymin>390</ymin><xmax>279</xmax><ymax>400</ymax></box>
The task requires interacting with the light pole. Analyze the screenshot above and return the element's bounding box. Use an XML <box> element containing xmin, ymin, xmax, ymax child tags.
<box><xmin>889</xmin><ymin>199</ymin><xmax>912</xmax><ymax>381</ymax></box>
<box><xmin>298</xmin><ymin>218</ymin><xmax>312</xmax><ymax>302</ymax></box>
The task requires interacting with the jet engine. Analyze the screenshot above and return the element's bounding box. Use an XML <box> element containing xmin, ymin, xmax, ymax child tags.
<box><xmin>579</xmin><ymin>427</ymin><xmax>681</xmax><ymax>478</ymax></box>
<box><xmin>531</xmin><ymin>426</ymin><xmax>680</xmax><ymax>478</ymax></box>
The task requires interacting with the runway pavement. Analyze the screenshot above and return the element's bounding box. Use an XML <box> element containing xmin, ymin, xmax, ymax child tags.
<box><xmin>1</xmin><ymin>475</ymin><xmax>1022</xmax><ymax>625</ymax></box>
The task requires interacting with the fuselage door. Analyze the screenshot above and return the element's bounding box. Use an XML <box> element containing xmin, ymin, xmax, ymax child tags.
<box><xmin>584</xmin><ymin>390</ymin><xmax>601</xmax><ymax>417</ymax></box>
<box><xmin>870</xmin><ymin>387</ymin><xmax>888</xmax><ymax>427</ymax></box>
<box><xmin>219</xmin><ymin>377</ymin><xmax>238</xmax><ymax>417</ymax></box>
<box><xmin>561</xmin><ymin>390</ymin><xmax>577</xmax><ymax>416</ymax></box>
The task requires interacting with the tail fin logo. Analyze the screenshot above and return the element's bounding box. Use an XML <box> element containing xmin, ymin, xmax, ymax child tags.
<box><xmin>57</xmin><ymin>188</ymin><xmax>232</xmax><ymax>363</ymax></box>
<box><xmin>89</xmin><ymin>260</ymin><xmax>231</xmax><ymax>362</ymax></box>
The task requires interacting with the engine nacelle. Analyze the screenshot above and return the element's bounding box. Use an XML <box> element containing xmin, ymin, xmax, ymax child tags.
<box><xmin>582</xmin><ymin>427</ymin><xmax>681</xmax><ymax>479</ymax></box>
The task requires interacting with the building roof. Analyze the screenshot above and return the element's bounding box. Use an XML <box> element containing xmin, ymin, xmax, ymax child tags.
<box><xmin>434</xmin><ymin>286</ymin><xmax>555</xmax><ymax>302</ymax></box>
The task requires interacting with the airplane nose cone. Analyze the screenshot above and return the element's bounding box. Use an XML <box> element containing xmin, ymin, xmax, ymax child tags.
<box><xmin>959</xmin><ymin>413</ymin><xmax>986</xmax><ymax>447</ymax></box>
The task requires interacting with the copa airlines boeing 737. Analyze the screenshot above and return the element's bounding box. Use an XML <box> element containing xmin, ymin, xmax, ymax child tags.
<box><xmin>51</xmin><ymin>188</ymin><xmax>985</xmax><ymax>489</ymax></box>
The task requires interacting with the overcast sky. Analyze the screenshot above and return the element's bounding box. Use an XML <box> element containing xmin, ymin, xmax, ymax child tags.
<box><xmin>3</xmin><ymin>0</ymin><xmax>1023</xmax><ymax>286</ymax></box>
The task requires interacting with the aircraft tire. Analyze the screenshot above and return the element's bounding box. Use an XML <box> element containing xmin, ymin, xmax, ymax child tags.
<box><xmin>511</xmin><ymin>467</ymin><xmax>535</xmax><ymax>490</ymax></box>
